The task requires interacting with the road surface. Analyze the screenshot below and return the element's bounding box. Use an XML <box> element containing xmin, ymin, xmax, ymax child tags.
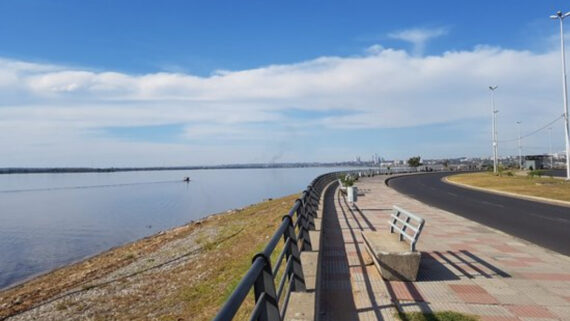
<box><xmin>387</xmin><ymin>172</ymin><xmax>570</xmax><ymax>256</ymax></box>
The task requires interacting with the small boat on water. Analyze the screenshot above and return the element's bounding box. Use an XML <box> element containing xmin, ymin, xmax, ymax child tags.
<box><xmin>183</xmin><ymin>177</ymin><xmax>191</xmax><ymax>182</ymax></box>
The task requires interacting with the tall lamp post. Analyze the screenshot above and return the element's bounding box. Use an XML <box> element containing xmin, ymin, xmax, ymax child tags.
<box><xmin>517</xmin><ymin>121</ymin><xmax>522</xmax><ymax>170</ymax></box>
<box><xmin>489</xmin><ymin>86</ymin><xmax>499</xmax><ymax>173</ymax></box>
<box><xmin>549</xmin><ymin>127</ymin><xmax>554</xmax><ymax>168</ymax></box>
<box><xmin>551</xmin><ymin>10</ymin><xmax>570</xmax><ymax>180</ymax></box>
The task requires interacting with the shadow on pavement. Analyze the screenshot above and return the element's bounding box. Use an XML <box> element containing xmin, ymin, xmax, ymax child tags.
<box><xmin>417</xmin><ymin>250</ymin><xmax>511</xmax><ymax>281</ymax></box>
<box><xmin>318</xmin><ymin>183</ymin><xmax>395</xmax><ymax>321</ymax></box>
<box><xmin>318</xmin><ymin>182</ymin><xmax>359</xmax><ymax>321</ymax></box>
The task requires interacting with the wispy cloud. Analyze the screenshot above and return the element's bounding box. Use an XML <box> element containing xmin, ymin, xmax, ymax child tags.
<box><xmin>388</xmin><ymin>27</ymin><xmax>449</xmax><ymax>56</ymax></box>
<box><xmin>0</xmin><ymin>42</ymin><xmax>565</xmax><ymax>166</ymax></box>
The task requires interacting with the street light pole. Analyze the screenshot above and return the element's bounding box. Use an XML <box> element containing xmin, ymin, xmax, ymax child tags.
<box><xmin>549</xmin><ymin>127</ymin><xmax>554</xmax><ymax>168</ymax></box>
<box><xmin>517</xmin><ymin>121</ymin><xmax>522</xmax><ymax>170</ymax></box>
<box><xmin>489</xmin><ymin>86</ymin><xmax>499</xmax><ymax>174</ymax></box>
<box><xmin>551</xmin><ymin>10</ymin><xmax>570</xmax><ymax>180</ymax></box>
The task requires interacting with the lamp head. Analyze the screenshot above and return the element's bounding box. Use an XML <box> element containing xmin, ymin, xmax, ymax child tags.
<box><xmin>551</xmin><ymin>11</ymin><xmax>570</xmax><ymax>19</ymax></box>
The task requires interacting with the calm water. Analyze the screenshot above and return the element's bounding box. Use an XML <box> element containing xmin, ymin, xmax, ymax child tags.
<box><xmin>0</xmin><ymin>167</ymin><xmax>352</xmax><ymax>289</ymax></box>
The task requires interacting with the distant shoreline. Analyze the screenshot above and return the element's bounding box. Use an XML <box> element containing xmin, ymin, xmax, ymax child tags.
<box><xmin>0</xmin><ymin>163</ymin><xmax>374</xmax><ymax>175</ymax></box>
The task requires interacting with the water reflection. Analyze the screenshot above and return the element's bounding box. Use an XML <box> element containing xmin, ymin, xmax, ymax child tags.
<box><xmin>0</xmin><ymin>167</ymin><xmax>350</xmax><ymax>289</ymax></box>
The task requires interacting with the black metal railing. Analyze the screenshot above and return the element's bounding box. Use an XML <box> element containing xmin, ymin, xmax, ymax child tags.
<box><xmin>212</xmin><ymin>171</ymin><xmax>342</xmax><ymax>321</ymax></box>
<box><xmin>212</xmin><ymin>167</ymin><xmax>457</xmax><ymax>321</ymax></box>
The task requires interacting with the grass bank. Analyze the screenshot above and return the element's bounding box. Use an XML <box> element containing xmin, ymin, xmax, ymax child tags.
<box><xmin>447</xmin><ymin>172</ymin><xmax>570</xmax><ymax>203</ymax></box>
<box><xmin>0</xmin><ymin>194</ymin><xmax>297</xmax><ymax>321</ymax></box>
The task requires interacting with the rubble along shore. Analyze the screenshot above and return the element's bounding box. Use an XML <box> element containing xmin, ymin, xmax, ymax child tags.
<box><xmin>0</xmin><ymin>193</ymin><xmax>298</xmax><ymax>321</ymax></box>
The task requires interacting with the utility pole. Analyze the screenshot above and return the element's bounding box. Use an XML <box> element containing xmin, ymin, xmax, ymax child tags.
<box><xmin>517</xmin><ymin>121</ymin><xmax>522</xmax><ymax>170</ymax></box>
<box><xmin>549</xmin><ymin>127</ymin><xmax>554</xmax><ymax>168</ymax></box>
<box><xmin>489</xmin><ymin>86</ymin><xmax>499</xmax><ymax>174</ymax></box>
<box><xmin>551</xmin><ymin>10</ymin><xmax>570</xmax><ymax>180</ymax></box>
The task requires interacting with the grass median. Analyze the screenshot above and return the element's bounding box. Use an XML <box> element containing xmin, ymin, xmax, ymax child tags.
<box><xmin>447</xmin><ymin>171</ymin><xmax>570</xmax><ymax>203</ymax></box>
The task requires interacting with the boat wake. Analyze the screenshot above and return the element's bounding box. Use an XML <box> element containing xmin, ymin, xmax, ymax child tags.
<box><xmin>0</xmin><ymin>180</ymin><xmax>185</xmax><ymax>194</ymax></box>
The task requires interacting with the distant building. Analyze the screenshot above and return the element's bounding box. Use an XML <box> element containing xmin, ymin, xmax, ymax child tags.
<box><xmin>524</xmin><ymin>155</ymin><xmax>548</xmax><ymax>170</ymax></box>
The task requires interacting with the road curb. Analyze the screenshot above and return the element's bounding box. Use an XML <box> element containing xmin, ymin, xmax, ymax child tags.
<box><xmin>384</xmin><ymin>170</ymin><xmax>459</xmax><ymax>186</ymax></box>
<box><xmin>442</xmin><ymin>176</ymin><xmax>570</xmax><ymax>208</ymax></box>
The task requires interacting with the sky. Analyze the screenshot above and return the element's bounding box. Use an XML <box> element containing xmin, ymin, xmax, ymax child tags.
<box><xmin>0</xmin><ymin>0</ymin><xmax>570</xmax><ymax>167</ymax></box>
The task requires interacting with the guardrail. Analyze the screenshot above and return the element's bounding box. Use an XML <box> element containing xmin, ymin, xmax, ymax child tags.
<box><xmin>212</xmin><ymin>167</ymin><xmax>440</xmax><ymax>321</ymax></box>
<box><xmin>212</xmin><ymin>170</ymin><xmax>349</xmax><ymax>321</ymax></box>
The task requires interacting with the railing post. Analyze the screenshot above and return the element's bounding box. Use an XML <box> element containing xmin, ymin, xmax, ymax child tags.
<box><xmin>390</xmin><ymin>209</ymin><xmax>400</xmax><ymax>234</ymax></box>
<box><xmin>305</xmin><ymin>188</ymin><xmax>316</xmax><ymax>230</ymax></box>
<box><xmin>412</xmin><ymin>219</ymin><xmax>425</xmax><ymax>252</ymax></box>
<box><xmin>283</xmin><ymin>216</ymin><xmax>306</xmax><ymax>292</ymax></box>
<box><xmin>252</xmin><ymin>254</ymin><xmax>281</xmax><ymax>321</ymax></box>
<box><xmin>306</xmin><ymin>188</ymin><xmax>318</xmax><ymax>221</ymax></box>
<box><xmin>400</xmin><ymin>216</ymin><xmax>410</xmax><ymax>242</ymax></box>
<box><xmin>296</xmin><ymin>203</ymin><xmax>312</xmax><ymax>251</ymax></box>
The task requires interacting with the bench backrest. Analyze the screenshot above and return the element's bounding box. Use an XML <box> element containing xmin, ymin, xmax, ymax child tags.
<box><xmin>389</xmin><ymin>205</ymin><xmax>425</xmax><ymax>252</ymax></box>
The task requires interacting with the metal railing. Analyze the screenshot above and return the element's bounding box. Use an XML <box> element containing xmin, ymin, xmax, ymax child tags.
<box><xmin>212</xmin><ymin>171</ymin><xmax>342</xmax><ymax>321</ymax></box>
<box><xmin>212</xmin><ymin>167</ymin><xmax>433</xmax><ymax>321</ymax></box>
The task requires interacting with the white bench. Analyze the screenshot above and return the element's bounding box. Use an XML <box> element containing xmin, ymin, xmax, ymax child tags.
<box><xmin>362</xmin><ymin>206</ymin><xmax>425</xmax><ymax>281</ymax></box>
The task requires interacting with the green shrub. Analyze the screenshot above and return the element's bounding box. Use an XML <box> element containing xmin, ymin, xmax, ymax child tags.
<box><xmin>339</xmin><ymin>174</ymin><xmax>355</xmax><ymax>187</ymax></box>
<box><xmin>497</xmin><ymin>165</ymin><xmax>505</xmax><ymax>176</ymax></box>
<box><xmin>528</xmin><ymin>170</ymin><xmax>544</xmax><ymax>179</ymax></box>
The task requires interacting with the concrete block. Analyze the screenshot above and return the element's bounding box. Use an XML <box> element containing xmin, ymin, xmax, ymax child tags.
<box><xmin>300</xmin><ymin>251</ymin><xmax>318</xmax><ymax>290</ymax></box>
<box><xmin>361</xmin><ymin>231</ymin><xmax>421</xmax><ymax>281</ymax></box>
<box><xmin>313</xmin><ymin>218</ymin><xmax>322</xmax><ymax>231</ymax></box>
<box><xmin>308</xmin><ymin>230</ymin><xmax>320</xmax><ymax>250</ymax></box>
<box><xmin>283</xmin><ymin>292</ymin><xmax>314</xmax><ymax>321</ymax></box>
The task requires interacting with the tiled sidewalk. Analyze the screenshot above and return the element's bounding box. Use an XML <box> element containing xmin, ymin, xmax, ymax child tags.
<box><xmin>317</xmin><ymin>176</ymin><xmax>570</xmax><ymax>321</ymax></box>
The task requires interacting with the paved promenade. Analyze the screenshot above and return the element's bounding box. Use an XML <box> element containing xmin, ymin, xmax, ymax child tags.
<box><xmin>317</xmin><ymin>175</ymin><xmax>570</xmax><ymax>321</ymax></box>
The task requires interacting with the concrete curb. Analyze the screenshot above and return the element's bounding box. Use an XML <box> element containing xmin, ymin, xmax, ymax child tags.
<box><xmin>383</xmin><ymin>170</ymin><xmax>459</xmax><ymax>186</ymax></box>
<box><xmin>443</xmin><ymin>176</ymin><xmax>570</xmax><ymax>208</ymax></box>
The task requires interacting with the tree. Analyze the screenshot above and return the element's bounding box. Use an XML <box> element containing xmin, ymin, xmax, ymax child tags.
<box><xmin>442</xmin><ymin>159</ymin><xmax>449</xmax><ymax>168</ymax></box>
<box><xmin>407</xmin><ymin>156</ymin><xmax>421</xmax><ymax>168</ymax></box>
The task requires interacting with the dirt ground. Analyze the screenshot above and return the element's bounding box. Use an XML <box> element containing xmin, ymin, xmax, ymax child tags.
<box><xmin>0</xmin><ymin>194</ymin><xmax>297</xmax><ymax>321</ymax></box>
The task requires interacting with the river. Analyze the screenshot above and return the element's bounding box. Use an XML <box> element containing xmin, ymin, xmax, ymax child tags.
<box><xmin>0</xmin><ymin>167</ymin><xmax>358</xmax><ymax>289</ymax></box>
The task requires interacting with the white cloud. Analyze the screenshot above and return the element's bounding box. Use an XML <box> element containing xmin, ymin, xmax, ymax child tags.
<box><xmin>0</xmin><ymin>43</ymin><xmax>566</xmax><ymax>165</ymax></box>
<box><xmin>389</xmin><ymin>27</ymin><xmax>449</xmax><ymax>56</ymax></box>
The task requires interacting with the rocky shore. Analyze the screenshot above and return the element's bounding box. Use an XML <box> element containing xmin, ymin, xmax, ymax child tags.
<box><xmin>0</xmin><ymin>194</ymin><xmax>297</xmax><ymax>321</ymax></box>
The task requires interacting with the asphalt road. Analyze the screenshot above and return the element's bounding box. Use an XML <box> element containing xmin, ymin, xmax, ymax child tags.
<box><xmin>387</xmin><ymin>172</ymin><xmax>570</xmax><ymax>256</ymax></box>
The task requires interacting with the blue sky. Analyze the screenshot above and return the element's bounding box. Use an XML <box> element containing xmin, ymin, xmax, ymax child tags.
<box><xmin>0</xmin><ymin>1</ymin><xmax>562</xmax><ymax>75</ymax></box>
<box><xmin>0</xmin><ymin>1</ymin><xmax>569</xmax><ymax>166</ymax></box>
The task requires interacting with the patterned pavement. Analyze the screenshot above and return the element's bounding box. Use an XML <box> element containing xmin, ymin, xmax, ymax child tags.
<box><xmin>317</xmin><ymin>176</ymin><xmax>570</xmax><ymax>321</ymax></box>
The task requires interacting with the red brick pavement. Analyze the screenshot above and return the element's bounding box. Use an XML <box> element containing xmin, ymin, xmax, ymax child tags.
<box><xmin>316</xmin><ymin>175</ymin><xmax>570</xmax><ymax>321</ymax></box>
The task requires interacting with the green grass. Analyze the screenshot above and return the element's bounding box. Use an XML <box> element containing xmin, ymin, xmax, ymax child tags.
<box><xmin>171</xmin><ymin>195</ymin><xmax>298</xmax><ymax>321</ymax></box>
<box><xmin>397</xmin><ymin>311</ymin><xmax>479</xmax><ymax>321</ymax></box>
<box><xmin>448</xmin><ymin>172</ymin><xmax>570</xmax><ymax>202</ymax></box>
